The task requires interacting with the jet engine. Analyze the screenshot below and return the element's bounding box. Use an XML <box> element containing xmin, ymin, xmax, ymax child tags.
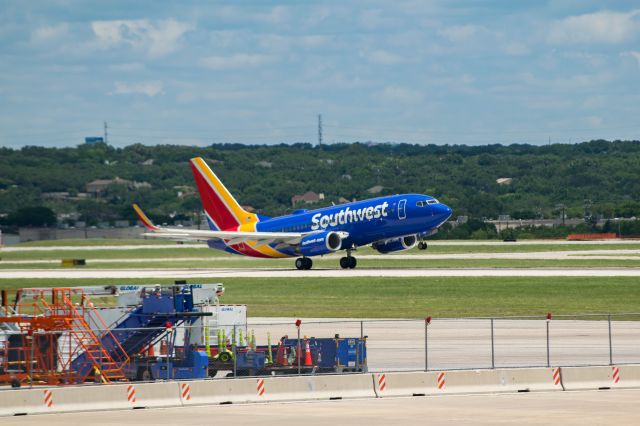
<box><xmin>299</xmin><ymin>231</ymin><xmax>344</xmax><ymax>256</ymax></box>
<box><xmin>372</xmin><ymin>235</ymin><xmax>418</xmax><ymax>254</ymax></box>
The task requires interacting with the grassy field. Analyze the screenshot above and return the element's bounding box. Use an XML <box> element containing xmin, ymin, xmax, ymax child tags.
<box><xmin>0</xmin><ymin>276</ymin><xmax>638</xmax><ymax>318</ymax></box>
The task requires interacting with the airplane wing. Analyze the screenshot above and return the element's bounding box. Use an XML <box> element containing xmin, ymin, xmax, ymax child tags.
<box><xmin>133</xmin><ymin>204</ymin><xmax>306</xmax><ymax>247</ymax></box>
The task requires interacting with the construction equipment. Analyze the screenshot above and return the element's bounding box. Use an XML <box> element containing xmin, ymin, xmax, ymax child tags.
<box><xmin>0</xmin><ymin>288</ymin><xmax>129</xmax><ymax>386</ymax></box>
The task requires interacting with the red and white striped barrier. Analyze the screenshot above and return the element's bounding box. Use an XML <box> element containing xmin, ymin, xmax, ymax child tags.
<box><xmin>612</xmin><ymin>367</ymin><xmax>620</xmax><ymax>384</ymax></box>
<box><xmin>377</xmin><ymin>373</ymin><xmax>386</xmax><ymax>392</ymax></box>
<box><xmin>552</xmin><ymin>368</ymin><xmax>561</xmax><ymax>386</ymax></box>
<box><xmin>257</xmin><ymin>378</ymin><xmax>265</xmax><ymax>397</ymax></box>
<box><xmin>181</xmin><ymin>383</ymin><xmax>191</xmax><ymax>401</ymax></box>
<box><xmin>43</xmin><ymin>389</ymin><xmax>54</xmax><ymax>408</ymax></box>
<box><xmin>127</xmin><ymin>385</ymin><xmax>136</xmax><ymax>403</ymax></box>
<box><xmin>437</xmin><ymin>372</ymin><xmax>446</xmax><ymax>390</ymax></box>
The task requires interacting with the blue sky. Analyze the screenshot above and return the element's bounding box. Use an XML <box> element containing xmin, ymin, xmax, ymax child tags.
<box><xmin>1</xmin><ymin>1</ymin><xmax>639</xmax><ymax>147</ymax></box>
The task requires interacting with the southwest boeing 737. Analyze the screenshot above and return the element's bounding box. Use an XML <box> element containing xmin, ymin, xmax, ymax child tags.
<box><xmin>133</xmin><ymin>157</ymin><xmax>452</xmax><ymax>269</ymax></box>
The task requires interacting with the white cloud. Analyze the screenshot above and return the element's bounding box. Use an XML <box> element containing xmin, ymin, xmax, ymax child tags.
<box><xmin>92</xmin><ymin>19</ymin><xmax>193</xmax><ymax>57</ymax></box>
<box><xmin>438</xmin><ymin>25</ymin><xmax>485</xmax><ymax>43</ymax></box>
<box><xmin>377</xmin><ymin>85</ymin><xmax>423</xmax><ymax>104</ymax></box>
<box><xmin>111</xmin><ymin>81</ymin><xmax>163</xmax><ymax>97</ymax></box>
<box><xmin>109</xmin><ymin>63</ymin><xmax>145</xmax><ymax>72</ymax></box>
<box><xmin>366</xmin><ymin>50</ymin><xmax>404</xmax><ymax>65</ymax></box>
<box><xmin>548</xmin><ymin>10</ymin><xmax>640</xmax><ymax>44</ymax></box>
<box><xmin>31</xmin><ymin>23</ymin><xmax>69</xmax><ymax>43</ymax></box>
<box><xmin>621</xmin><ymin>51</ymin><xmax>640</xmax><ymax>67</ymax></box>
<box><xmin>502</xmin><ymin>41</ymin><xmax>530</xmax><ymax>56</ymax></box>
<box><xmin>217</xmin><ymin>5</ymin><xmax>290</xmax><ymax>25</ymax></box>
<box><xmin>201</xmin><ymin>54</ymin><xmax>271</xmax><ymax>70</ymax></box>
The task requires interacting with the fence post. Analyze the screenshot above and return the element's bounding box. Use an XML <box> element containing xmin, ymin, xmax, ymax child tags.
<box><xmin>29</xmin><ymin>330</ymin><xmax>35</xmax><ymax>389</ymax></box>
<box><xmin>546</xmin><ymin>312</ymin><xmax>552</xmax><ymax>368</ymax></box>
<box><xmin>490</xmin><ymin>318</ymin><xmax>495</xmax><ymax>369</ymax></box>
<box><xmin>295</xmin><ymin>319</ymin><xmax>302</xmax><ymax>375</ymax></box>
<box><xmin>425</xmin><ymin>316</ymin><xmax>431</xmax><ymax>371</ymax></box>
<box><xmin>233</xmin><ymin>324</ymin><xmax>237</xmax><ymax>378</ymax></box>
<box><xmin>608</xmin><ymin>314</ymin><xmax>613</xmax><ymax>366</ymax></box>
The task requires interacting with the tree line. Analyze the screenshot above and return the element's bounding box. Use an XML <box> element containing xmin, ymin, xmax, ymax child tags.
<box><xmin>1</xmin><ymin>140</ymin><xmax>639</xmax><ymax>238</ymax></box>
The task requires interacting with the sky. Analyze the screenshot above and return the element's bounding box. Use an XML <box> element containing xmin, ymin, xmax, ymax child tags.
<box><xmin>1</xmin><ymin>0</ymin><xmax>639</xmax><ymax>148</ymax></box>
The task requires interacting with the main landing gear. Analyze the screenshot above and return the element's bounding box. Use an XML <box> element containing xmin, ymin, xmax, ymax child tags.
<box><xmin>418</xmin><ymin>241</ymin><xmax>428</xmax><ymax>250</ymax></box>
<box><xmin>340</xmin><ymin>250</ymin><xmax>357</xmax><ymax>269</ymax></box>
<box><xmin>295</xmin><ymin>257</ymin><xmax>313</xmax><ymax>270</ymax></box>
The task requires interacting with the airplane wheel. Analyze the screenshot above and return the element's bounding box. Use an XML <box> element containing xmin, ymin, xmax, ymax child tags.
<box><xmin>339</xmin><ymin>257</ymin><xmax>350</xmax><ymax>269</ymax></box>
<box><xmin>418</xmin><ymin>242</ymin><xmax>428</xmax><ymax>250</ymax></box>
<box><xmin>348</xmin><ymin>257</ymin><xmax>357</xmax><ymax>269</ymax></box>
<box><xmin>303</xmin><ymin>257</ymin><xmax>313</xmax><ymax>270</ymax></box>
<box><xmin>295</xmin><ymin>258</ymin><xmax>304</xmax><ymax>270</ymax></box>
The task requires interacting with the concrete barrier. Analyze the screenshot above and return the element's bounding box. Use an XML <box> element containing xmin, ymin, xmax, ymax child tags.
<box><xmin>374</xmin><ymin>368</ymin><xmax>564</xmax><ymax>397</ymax></box>
<box><xmin>124</xmin><ymin>382</ymin><xmax>182</xmax><ymax>409</ymax></box>
<box><xmin>500</xmin><ymin>367</ymin><xmax>564</xmax><ymax>392</ymax></box>
<box><xmin>616</xmin><ymin>365</ymin><xmax>640</xmax><ymax>388</ymax></box>
<box><xmin>561</xmin><ymin>365</ymin><xmax>640</xmax><ymax>391</ymax></box>
<box><xmin>373</xmin><ymin>372</ymin><xmax>435</xmax><ymax>397</ymax></box>
<box><xmin>0</xmin><ymin>382</ymin><xmax>183</xmax><ymax>417</ymax></box>
<box><xmin>0</xmin><ymin>388</ymin><xmax>51</xmax><ymax>416</ymax></box>
<box><xmin>180</xmin><ymin>374</ymin><xmax>376</xmax><ymax>405</ymax></box>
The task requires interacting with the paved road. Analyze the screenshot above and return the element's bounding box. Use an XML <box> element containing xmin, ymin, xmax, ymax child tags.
<box><xmin>3</xmin><ymin>239</ymin><xmax>639</xmax><ymax>251</ymax></box>
<box><xmin>2</xmin><ymin>267</ymin><xmax>640</xmax><ymax>278</ymax></box>
<box><xmin>246</xmin><ymin>317</ymin><xmax>640</xmax><ymax>372</ymax></box>
<box><xmin>4</xmin><ymin>389</ymin><xmax>640</xmax><ymax>425</ymax></box>
<box><xmin>2</xmin><ymin>249</ymin><xmax>640</xmax><ymax>265</ymax></box>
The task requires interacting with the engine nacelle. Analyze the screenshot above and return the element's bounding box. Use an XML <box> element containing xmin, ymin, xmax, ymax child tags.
<box><xmin>299</xmin><ymin>231</ymin><xmax>344</xmax><ymax>256</ymax></box>
<box><xmin>372</xmin><ymin>235</ymin><xmax>418</xmax><ymax>254</ymax></box>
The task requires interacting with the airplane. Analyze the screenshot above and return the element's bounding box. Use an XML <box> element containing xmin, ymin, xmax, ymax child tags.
<box><xmin>133</xmin><ymin>157</ymin><xmax>452</xmax><ymax>270</ymax></box>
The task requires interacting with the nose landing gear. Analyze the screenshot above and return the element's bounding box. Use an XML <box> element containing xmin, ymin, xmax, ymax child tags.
<box><xmin>295</xmin><ymin>257</ymin><xmax>313</xmax><ymax>270</ymax></box>
<box><xmin>418</xmin><ymin>241</ymin><xmax>428</xmax><ymax>250</ymax></box>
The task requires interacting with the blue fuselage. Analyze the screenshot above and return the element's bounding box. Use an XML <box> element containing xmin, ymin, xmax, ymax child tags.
<box><xmin>207</xmin><ymin>194</ymin><xmax>452</xmax><ymax>257</ymax></box>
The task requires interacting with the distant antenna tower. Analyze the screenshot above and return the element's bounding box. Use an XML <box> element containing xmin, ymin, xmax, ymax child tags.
<box><xmin>317</xmin><ymin>114</ymin><xmax>323</xmax><ymax>147</ymax></box>
<box><xmin>104</xmin><ymin>121</ymin><xmax>109</xmax><ymax>144</ymax></box>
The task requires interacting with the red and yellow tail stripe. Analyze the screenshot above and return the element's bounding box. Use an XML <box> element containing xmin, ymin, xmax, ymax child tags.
<box><xmin>133</xmin><ymin>204</ymin><xmax>160</xmax><ymax>231</ymax></box>
<box><xmin>190</xmin><ymin>157</ymin><xmax>289</xmax><ymax>258</ymax></box>
<box><xmin>190</xmin><ymin>157</ymin><xmax>256</xmax><ymax>230</ymax></box>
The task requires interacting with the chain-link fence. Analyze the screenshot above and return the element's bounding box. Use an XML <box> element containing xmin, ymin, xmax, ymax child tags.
<box><xmin>2</xmin><ymin>313</ymin><xmax>640</xmax><ymax>388</ymax></box>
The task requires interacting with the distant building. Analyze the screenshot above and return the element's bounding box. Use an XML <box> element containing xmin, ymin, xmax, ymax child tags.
<box><xmin>86</xmin><ymin>177</ymin><xmax>151</xmax><ymax>196</ymax></box>
<box><xmin>84</xmin><ymin>137</ymin><xmax>104</xmax><ymax>145</ymax></box>
<box><xmin>367</xmin><ymin>185</ymin><xmax>384</xmax><ymax>194</ymax></box>
<box><xmin>256</xmin><ymin>161</ymin><xmax>272</xmax><ymax>168</ymax></box>
<box><xmin>291</xmin><ymin>191</ymin><xmax>324</xmax><ymax>206</ymax></box>
<box><xmin>142</xmin><ymin>159</ymin><xmax>154</xmax><ymax>166</ymax></box>
<box><xmin>496</xmin><ymin>178</ymin><xmax>513</xmax><ymax>185</ymax></box>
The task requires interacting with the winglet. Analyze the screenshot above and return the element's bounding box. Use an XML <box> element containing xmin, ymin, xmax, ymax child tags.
<box><xmin>133</xmin><ymin>204</ymin><xmax>160</xmax><ymax>231</ymax></box>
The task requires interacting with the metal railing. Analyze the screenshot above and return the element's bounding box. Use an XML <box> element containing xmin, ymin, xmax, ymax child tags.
<box><xmin>2</xmin><ymin>313</ymin><xmax>640</xmax><ymax>389</ymax></box>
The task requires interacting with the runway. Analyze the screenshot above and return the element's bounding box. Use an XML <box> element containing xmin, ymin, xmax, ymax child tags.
<box><xmin>2</xmin><ymin>267</ymin><xmax>640</xmax><ymax>278</ymax></box>
<box><xmin>248</xmin><ymin>317</ymin><xmax>640</xmax><ymax>372</ymax></box>
<box><xmin>2</xmin><ymin>248</ymin><xmax>640</xmax><ymax>265</ymax></box>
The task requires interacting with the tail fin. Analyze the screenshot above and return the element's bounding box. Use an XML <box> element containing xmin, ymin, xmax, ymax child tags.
<box><xmin>189</xmin><ymin>157</ymin><xmax>256</xmax><ymax>230</ymax></box>
<box><xmin>133</xmin><ymin>204</ymin><xmax>160</xmax><ymax>231</ymax></box>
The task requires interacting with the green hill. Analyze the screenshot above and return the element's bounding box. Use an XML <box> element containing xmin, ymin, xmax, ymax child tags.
<box><xmin>1</xmin><ymin>140</ymin><xmax>640</xmax><ymax>236</ymax></box>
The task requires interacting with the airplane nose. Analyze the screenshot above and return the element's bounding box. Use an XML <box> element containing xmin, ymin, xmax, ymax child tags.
<box><xmin>440</xmin><ymin>203</ymin><xmax>452</xmax><ymax>218</ymax></box>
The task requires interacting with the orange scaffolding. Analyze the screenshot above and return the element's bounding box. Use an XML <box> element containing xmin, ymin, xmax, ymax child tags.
<box><xmin>0</xmin><ymin>288</ymin><xmax>129</xmax><ymax>386</ymax></box>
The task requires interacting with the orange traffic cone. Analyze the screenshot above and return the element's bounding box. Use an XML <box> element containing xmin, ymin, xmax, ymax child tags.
<box><xmin>276</xmin><ymin>341</ymin><xmax>288</xmax><ymax>366</ymax></box>
<box><xmin>304</xmin><ymin>339</ymin><xmax>313</xmax><ymax>366</ymax></box>
<box><xmin>147</xmin><ymin>344</ymin><xmax>155</xmax><ymax>357</ymax></box>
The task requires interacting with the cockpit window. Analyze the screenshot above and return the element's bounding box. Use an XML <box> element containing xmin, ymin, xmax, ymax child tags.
<box><xmin>418</xmin><ymin>199</ymin><xmax>439</xmax><ymax>207</ymax></box>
